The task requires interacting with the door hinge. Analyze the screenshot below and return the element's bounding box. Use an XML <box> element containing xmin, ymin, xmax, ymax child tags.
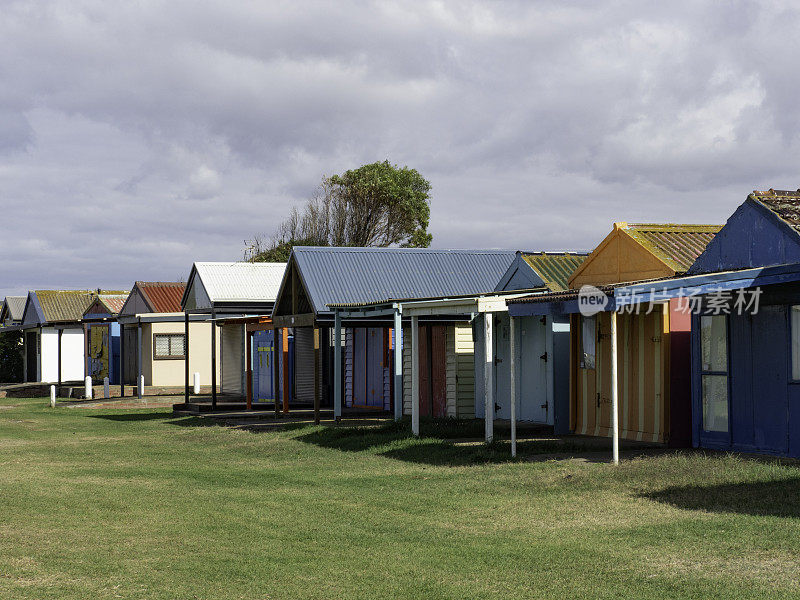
<box><xmin>540</xmin><ymin>351</ymin><xmax>548</xmax><ymax>362</ymax></box>
<box><xmin>651</xmin><ymin>336</ymin><xmax>662</xmax><ymax>342</ymax></box>
<box><xmin>541</xmin><ymin>401</ymin><xmax>548</xmax><ymax>410</ymax></box>
<box><xmin>495</xmin><ymin>403</ymin><xmax>502</xmax><ymax>413</ymax></box>
<box><xmin>494</xmin><ymin>356</ymin><xmax>503</xmax><ymax>365</ymax></box>
<box><xmin>596</xmin><ymin>392</ymin><xmax>600</xmax><ymax>407</ymax></box>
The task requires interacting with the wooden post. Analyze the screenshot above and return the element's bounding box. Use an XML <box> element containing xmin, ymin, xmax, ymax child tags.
<box><xmin>273</xmin><ymin>327</ymin><xmax>281</xmax><ymax>415</ymax></box>
<box><xmin>184</xmin><ymin>313</ymin><xmax>190</xmax><ymax>404</ymax></box>
<box><xmin>510</xmin><ymin>315</ymin><xmax>517</xmax><ymax>457</ymax></box>
<box><xmin>246</xmin><ymin>329</ymin><xmax>253</xmax><ymax>410</ymax></box>
<box><xmin>137</xmin><ymin>322</ymin><xmax>143</xmax><ymax>399</ymax></box>
<box><xmin>282</xmin><ymin>328</ymin><xmax>290</xmax><ymax>413</ymax></box>
<box><xmin>211</xmin><ymin>311</ymin><xmax>217</xmax><ymax>409</ymax></box>
<box><xmin>57</xmin><ymin>328</ymin><xmax>62</xmax><ymax>389</ymax></box>
<box><xmin>411</xmin><ymin>315</ymin><xmax>420</xmax><ymax>436</ymax></box>
<box><xmin>611</xmin><ymin>310</ymin><xmax>619</xmax><ymax>465</ymax></box>
<box><xmin>393</xmin><ymin>305</ymin><xmax>403</xmax><ymax>421</ymax></box>
<box><xmin>334</xmin><ymin>312</ymin><xmax>342</xmax><ymax>421</ymax></box>
<box><xmin>314</xmin><ymin>327</ymin><xmax>321</xmax><ymax>424</ymax></box>
<box><xmin>484</xmin><ymin>313</ymin><xmax>494</xmax><ymax>443</ymax></box>
<box><xmin>119</xmin><ymin>323</ymin><xmax>125</xmax><ymax>397</ymax></box>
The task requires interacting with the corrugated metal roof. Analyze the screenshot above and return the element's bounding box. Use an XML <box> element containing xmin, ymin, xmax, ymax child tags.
<box><xmin>95</xmin><ymin>294</ymin><xmax>128</xmax><ymax>315</ymax></box>
<box><xmin>521</xmin><ymin>252</ymin><xmax>589</xmax><ymax>292</ymax></box>
<box><xmin>194</xmin><ymin>262</ymin><xmax>286</xmax><ymax>302</ymax></box>
<box><xmin>137</xmin><ymin>282</ymin><xmax>186</xmax><ymax>313</ymax></box>
<box><xmin>3</xmin><ymin>296</ymin><xmax>26</xmax><ymax>321</ymax></box>
<box><xmin>750</xmin><ymin>189</ymin><xmax>800</xmax><ymax>235</ymax></box>
<box><xmin>623</xmin><ymin>223</ymin><xmax>721</xmax><ymax>272</ymax></box>
<box><xmin>291</xmin><ymin>247</ymin><xmax>517</xmax><ymax>314</ymax></box>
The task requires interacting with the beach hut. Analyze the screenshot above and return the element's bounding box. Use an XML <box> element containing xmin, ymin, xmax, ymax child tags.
<box><xmin>613</xmin><ymin>190</ymin><xmax>800</xmax><ymax>457</ymax></box>
<box><xmin>118</xmin><ymin>281</ymin><xmax>219</xmax><ymax>395</ymax></box>
<box><xmin>1</xmin><ymin>296</ymin><xmax>26</xmax><ymax>327</ymax></box>
<box><xmin>20</xmin><ymin>290</ymin><xmax>124</xmax><ymax>384</ymax></box>
<box><xmin>274</xmin><ymin>246</ymin><xmax>518</xmax><ymax>422</ymax></box>
<box><xmin>507</xmin><ymin>223</ymin><xmax>721</xmax><ymax>447</ymax></box>
<box><xmin>82</xmin><ymin>293</ymin><xmax>128</xmax><ymax>384</ymax></box>
<box><xmin>180</xmin><ymin>262</ymin><xmax>285</xmax><ymax>408</ymax></box>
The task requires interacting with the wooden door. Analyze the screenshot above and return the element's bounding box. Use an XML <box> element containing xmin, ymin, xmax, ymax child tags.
<box><xmin>430</xmin><ymin>325</ymin><xmax>447</xmax><ymax>417</ymax></box>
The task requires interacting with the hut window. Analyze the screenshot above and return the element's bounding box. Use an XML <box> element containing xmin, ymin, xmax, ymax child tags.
<box><xmin>580</xmin><ymin>315</ymin><xmax>596</xmax><ymax>370</ymax></box>
<box><xmin>792</xmin><ymin>307</ymin><xmax>800</xmax><ymax>380</ymax></box>
<box><xmin>154</xmin><ymin>333</ymin><xmax>186</xmax><ymax>359</ymax></box>
<box><xmin>700</xmin><ymin>315</ymin><xmax>728</xmax><ymax>433</ymax></box>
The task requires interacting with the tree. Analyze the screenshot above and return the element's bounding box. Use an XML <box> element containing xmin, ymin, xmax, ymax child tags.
<box><xmin>0</xmin><ymin>331</ymin><xmax>23</xmax><ymax>383</ymax></box>
<box><xmin>246</xmin><ymin>161</ymin><xmax>432</xmax><ymax>262</ymax></box>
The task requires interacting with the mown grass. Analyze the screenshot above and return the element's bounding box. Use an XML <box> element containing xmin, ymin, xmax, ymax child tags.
<box><xmin>1</xmin><ymin>397</ymin><xmax>799</xmax><ymax>599</ymax></box>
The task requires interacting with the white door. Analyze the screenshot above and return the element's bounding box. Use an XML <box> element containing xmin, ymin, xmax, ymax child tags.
<box><xmin>519</xmin><ymin>316</ymin><xmax>548</xmax><ymax>423</ymax></box>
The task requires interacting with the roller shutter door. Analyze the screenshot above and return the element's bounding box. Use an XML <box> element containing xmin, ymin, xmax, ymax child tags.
<box><xmin>294</xmin><ymin>327</ymin><xmax>315</xmax><ymax>404</ymax></box>
<box><xmin>221</xmin><ymin>324</ymin><xmax>243</xmax><ymax>395</ymax></box>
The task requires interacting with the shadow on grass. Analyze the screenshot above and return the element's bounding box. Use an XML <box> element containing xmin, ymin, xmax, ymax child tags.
<box><xmin>85</xmin><ymin>412</ymin><xmax>215</xmax><ymax>427</ymax></box>
<box><xmin>643</xmin><ymin>478</ymin><xmax>800</xmax><ymax>518</ymax></box>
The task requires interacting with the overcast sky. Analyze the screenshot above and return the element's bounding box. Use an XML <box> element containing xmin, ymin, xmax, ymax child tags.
<box><xmin>2</xmin><ymin>1</ymin><xmax>799</xmax><ymax>297</ymax></box>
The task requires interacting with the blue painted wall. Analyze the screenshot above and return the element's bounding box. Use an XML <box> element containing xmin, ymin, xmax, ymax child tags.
<box><xmin>689</xmin><ymin>198</ymin><xmax>800</xmax><ymax>274</ymax></box>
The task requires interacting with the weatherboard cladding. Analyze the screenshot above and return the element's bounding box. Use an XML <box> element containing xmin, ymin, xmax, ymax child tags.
<box><xmin>521</xmin><ymin>253</ymin><xmax>588</xmax><ymax>292</ymax></box>
<box><xmin>623</xmin><ymin>224</ymin><xmax>721</xmax><ymax>272</ymax></box>
<box><xmin>293</xmin><ymin>247</ymin><xmax>518</xmax><ymax>315</ymax></box>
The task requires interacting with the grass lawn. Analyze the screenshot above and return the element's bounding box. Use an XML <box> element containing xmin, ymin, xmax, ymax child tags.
<box><xmin>1</xmin><ymin>398</ymin><xmax>800</xmax><ymax>599</ymax></box>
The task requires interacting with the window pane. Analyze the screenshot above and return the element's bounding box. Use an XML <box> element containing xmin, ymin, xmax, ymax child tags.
<box><xmin>792</xmin><ymin>307</ymin><xmax>800</xmax><ymax>380</ymax></box>
<box><xmin>701</xmin><ymin>315</ymin><xmax>727</xmax><ymax>372</ymax></box>
<box><xmin>169</xmin><ymin>335</ymin><xmax>185</xmax><ymax>356</ymax></box>
<box><xmin>155</xmin><ymin>336</ymin><xmax>170</xmax><ymax>357</ymax></box>
<box><xmin>581</xmin><ymin>315</ymin><xmax>596</xmax><ymax>370</ymax></box>
<box><xmin>702</xmin><ymin>375</ymin><xmax>728</xmax><ymax>433</ymax></box>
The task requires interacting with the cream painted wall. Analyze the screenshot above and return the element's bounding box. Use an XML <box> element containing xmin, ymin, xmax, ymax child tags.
<box><xmin>143</xmin><ymin>321</ymin><xmax>220</xmax><ymax>387</ymax></box>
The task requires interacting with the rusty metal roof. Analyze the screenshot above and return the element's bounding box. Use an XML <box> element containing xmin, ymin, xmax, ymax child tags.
<box><xmin>137</xmin><ymin>282</ymin><xmax>186</xmax><ymax>313</ymax></box>
<box><xmin>521</xmin><ymin>252</ymin><xmax>588</xmax><ymax>292</ymax></box>
<box><xmin>622</xmin><ymin>223</ymin><xmax>721</xmax><ymax>272</ymax></box>
<box><xmin>94</xmin><ymin>294</ymin><xmax>128</xmax><ymax>315</ymax></box>
<box><xmin>750</xmin><ymin>189</ymin><xmax>800</xmax><ymax>234</ymax></box>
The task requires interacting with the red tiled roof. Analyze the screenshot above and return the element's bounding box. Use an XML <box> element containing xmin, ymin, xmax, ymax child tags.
<box><xmin>137</xmin><ymin>282</ymin><xmax>186</xmax><ymax>313</ymax></box>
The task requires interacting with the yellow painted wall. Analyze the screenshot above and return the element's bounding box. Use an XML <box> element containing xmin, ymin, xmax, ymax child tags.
<box><xmin>144</xmin><ymin>321</ymin><xmax>220</xmax><ymax>387</ymax></box>
<box><xmin>572</xmin><ymin>306</ymin><xmax>670</xmax><ymax>443</ymax></box>
<box><xmin>569</xmin><ymin>226</ymin><xmax>675</xmax><ymax>289</ymax></box>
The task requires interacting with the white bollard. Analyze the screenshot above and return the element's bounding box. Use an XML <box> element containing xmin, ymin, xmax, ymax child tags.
<box><xmin>84</xmin><ymin>376</ymin><xmax>93</xmax><ymax>400</ymax></box>
<box><xmin>103</xmin><ymin>377</ymin><xmax>110</xmax><ymax>399</ymax></box>
<box><xmin>50</xmin><ymin>385</ymin><xmax>56</xmax><ymax>408</ymax></box>
<box><xmin>193</xmin><ymin>372</ymin><xmax>200</xmax><ymax>395</ymax></box>
<box><xmin>138</xmin><ymin>375</ymin><xmax>145</xmax><ymax>398</ymax></box>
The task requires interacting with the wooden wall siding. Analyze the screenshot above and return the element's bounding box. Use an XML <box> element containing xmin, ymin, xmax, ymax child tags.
<box><xmin>690</xmin><ymin>198</ymin><xmax>800</xmax><ymax>275</ymax></box>
<box><xmin>454</xmin><ymin>323</ymin><xmax>475</xmax><ymax>418</ymax></box>
<box><xmin>402</xmin><ymin>325</ymin><xmax>411</xmax><ymax>415</ymax></box>
<box><xmin>569</xmin><ymin>228</ymin><xmax>675</xmax><ymax>289</ymax></box>
<box><xmin>445</xmin><ymin>326</ymin><xmax>457</xmax><ymax>417</ymax></box>
<box><xmin>574</xmin><ymin>309</ymin><xmax>669</xmax><ymax>443</ymax></box>
<box><xmin>344</xmin><ymin>327</ymin><xmax>354</xmax><ymax>407</ymax></box>
<box><xmin>294</xmin><ymin>328</ymin><xmax>315</xmax><ymax>403</ymax></box>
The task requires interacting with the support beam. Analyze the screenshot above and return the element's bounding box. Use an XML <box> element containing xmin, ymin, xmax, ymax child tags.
<box><xmin>313</xmin><ymin>327</ymin><xmax>321</xmax><ymax>425</ymax></box>
<box><xmin>282</xmin><ymin>328</ymin><xmax>290</xmax><ymax>413</ymax></box>
<box><xmin>611</xmin><ymin>310</ymin><xmax>620</xmax><ymax>465</ymax></box>
<box><xmin>137</xmin><ymin>322</ymin><xmax>143</xmax><ymax>399</ymax></box>
<box><xmin>510</xmin><ymin>315</ymin><xmax>517</xmax><ymax>457</ymax></box>
<box><xmin>119</xmin><ymin>324</ymin><xmax>125</xmax><ymax>397</ymax></box>
<box><xmin>334</xmin><ymin>312</ymin><xmax>342</xmax><ymax>421</ymax></box>
<box><xmin>184</xmin><ymin>313</ymin><xmax>190</xmax><ymax>404</ymax></box>
<box><xmin>393</xmin><ymin>305</ymin><xmax>403</xmax><ymax>422</ymax></box>
<box><xmin>484</xmin><ymin>313</ymin><xmax>494</xmax><ymax>443</ymax></box>
<box><xmin>411</xmin><ymin>315</ymin><xmax>420</xmax><ymax>436</ymax></box>
<box><xmin>211</xmin><ymin>311</ymin><xmax>217</xmax><ymax>409</ymax></box>
<box><xmin>246</xmin><ymin>330</ymin><xmax>253</xmax><ymax>410</ymax></box>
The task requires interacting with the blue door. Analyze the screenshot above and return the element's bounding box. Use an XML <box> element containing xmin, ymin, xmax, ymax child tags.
<box><xmin>252</xmin><ymin>330</ymin><xmax>275</xmax><ymax>402</ymax></box>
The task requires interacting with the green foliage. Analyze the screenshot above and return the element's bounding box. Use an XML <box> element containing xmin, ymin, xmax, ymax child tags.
<box><xmin>0</xmin><ymin>331</ymin><xmax>23</xmax><ymax>382</ymax></box>
<box><xmin>247</xmin><ymin>160</ymin><xmax>432</xmax><ymax>262</ymax></box>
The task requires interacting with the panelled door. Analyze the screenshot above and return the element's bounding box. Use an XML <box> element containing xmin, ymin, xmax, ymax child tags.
<box><xmin>518</xmin><ymin>316</ymin><xmax>548</xmax><ymax>423</ymax></box>
<box><xmin>253</xmin><ymin>329</ymin><xmax>275</xmax><ymax>402</ymax></box>
<box><xmin>419</xmin><ymin>324</ymin><xmax>447</xmax><ymax>418</ymax></box>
